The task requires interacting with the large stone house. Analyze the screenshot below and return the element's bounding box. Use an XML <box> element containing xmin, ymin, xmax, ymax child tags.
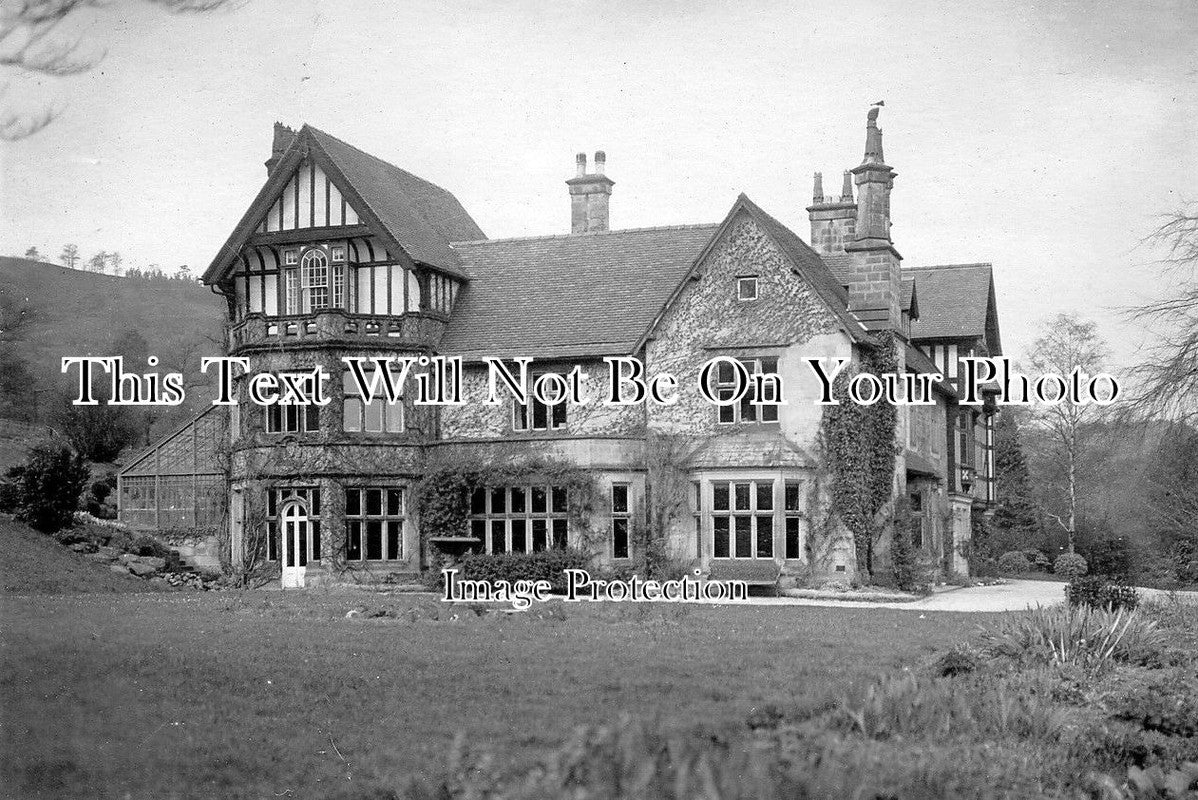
<box><xmin>117</xmin><ymin>108</ymin><xmax>1003</xmax><ymax>588</ymax></box>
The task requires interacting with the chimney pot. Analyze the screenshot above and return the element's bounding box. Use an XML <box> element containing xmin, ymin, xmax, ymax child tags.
<box><xmin>576</xmin><ymin>152</ymin><xmax>587</xmax><ymax>177</ymax></box>
<box><xmin>594</xmin><ymin>151</ymin><xmax>606</xmax><ymax>175</ymax></box>
<box><xmin>840</xmin><ymin>170</ymin><xmax>854</xmax><ymax>202</ymax></box>
<box><xmin>812</xmin><ymin>172</ymin><xmax>824</xmax><ymax>204</ymax></box>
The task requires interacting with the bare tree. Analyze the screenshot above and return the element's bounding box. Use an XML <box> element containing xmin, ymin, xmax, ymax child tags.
<box><xmin>108</xmin><ymin>250</ymin><xmax>123</xmax><ymax>276</ymax></box>
<box><xmin>1</xmin><ymin>0</ymin><xmax>239</xmax><ymax>139</ymax></box>
<box><xmin>1126</xmin><ymin>206</ymin><xmax>1198</xmax><ymax>423</ymax></box>
<box><xmin>23</xmin><ymin>245</ymin><xmax>41</xmax><ymax>260</ymax></box>
<box><xmin>87</xmin><ymin>250</ymin><xmax>108</xmax><ymax>273</ymax></box>
<box><xmin>1024</xmin><ymin>313</ymin><xmax>1111</xmax><ymax>552</ymax></box>
<box><xmin>58</xmin><ymin>242</ymin><xmax>78</xmax><ymax>268</ymax></box>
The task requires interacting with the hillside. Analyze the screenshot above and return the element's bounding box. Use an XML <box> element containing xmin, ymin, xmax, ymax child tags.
<box><xmin>0</xmin><ymin>517</ymin><xmax>160</xmax><ymax>594</ymax></box>
<box><xmin>0</xmin><ymin>257</ymin><xmax>226</xmax><ymax>444</ymax></box>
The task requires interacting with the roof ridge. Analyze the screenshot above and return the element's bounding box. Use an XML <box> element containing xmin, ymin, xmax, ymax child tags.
<box><xmin>450</xmin><ymin>222</ymin><xmax>721</xmax><ymax>247</ymax></box>
<box><xmin>304</xmin><ymin>124</ymin><xmax>455</xmax><ymax>197</ymax></box>
<box><xmin>906</xmin><ymin>262</ymin><xmax>992</xmax><ymax>271</ymax></box>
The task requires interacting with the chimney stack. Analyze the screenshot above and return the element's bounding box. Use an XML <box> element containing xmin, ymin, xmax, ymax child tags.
<box><xmin>566</xmin><ymin>150</ymin><xmax>614</xmax><ymax>234</ymax></box>
<box><xmin>265</xmin><ymin>122</ymin><xmax>297</xmax><ymax>175</ymax></box>
<box><xmin>843</xmin><ymin>105</ymin><xmax>902</xmax><ymax>330</ymax></box>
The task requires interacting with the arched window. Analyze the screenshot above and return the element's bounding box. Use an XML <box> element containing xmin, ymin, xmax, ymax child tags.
<box><xmin>301</xmin><ymin>248</ymin><xmax>330</xmax><ymax>311</ymax></box>
<box><xmin>283</xmin><ymin>247</ymin><xmax>346</xmax><ymax>314</ymax></box>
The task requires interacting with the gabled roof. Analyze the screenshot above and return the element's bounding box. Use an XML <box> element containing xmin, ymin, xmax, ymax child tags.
<box><xmin>202</xmin><ymin>125</ymin><xmax>484</xmax><ymax>284</ymax></box>
<box><xmin>635</xmin><ymin>194</ymin><xmax>870</xmax><ymax>353</ymax></box>
<box><xmin>441</xmin><ymin>225</ymin><xmax>719</xmax><ymax>358</ymax></box>
<box><xmin>904</xmin><ymin>263</ymin><xmax>1002</xmax><ymax>354</ymax></box>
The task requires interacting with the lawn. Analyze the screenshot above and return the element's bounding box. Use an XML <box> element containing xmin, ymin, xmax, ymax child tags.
<box><xmin>0</xmin><ymin>590</ymin><xmax>976</xmax><ymax>800</ymax></box>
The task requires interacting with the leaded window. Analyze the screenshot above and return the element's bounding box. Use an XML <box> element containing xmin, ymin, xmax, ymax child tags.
<box><xmin>344</xmin><ymin>488</ymin><xmax>405</xmax><ymax>561</ymax></box>
<box><xmin>711</xmin><ymin>480</ymin><xmax>773</xmax><ymax>559</ymax></box>
<box><xmin>469</xmin><ymin>485</ymin><xmax>569</xmax><ymax>554</ymax></box>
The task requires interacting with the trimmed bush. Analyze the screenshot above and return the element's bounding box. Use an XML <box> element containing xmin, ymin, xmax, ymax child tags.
<box><xmin>997</xmin><ymin>550</ymin><xmax>1032</xmax><ymax>574</ymax></box>
<box><xmin>451</xmin><ymin>549</ymin><xmax>591</xmax><ymax>593</ymax></box>
<box><xmin>1054</xmin><ymin>552</ymin><xmax>1088</xmax><ymax>580</ymax></box>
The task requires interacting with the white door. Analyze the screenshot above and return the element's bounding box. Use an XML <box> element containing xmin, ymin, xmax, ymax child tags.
<box><xmin>280</xmin><ymin>501</ymin><xmax>308</xmax><ymax>589</ymax></box>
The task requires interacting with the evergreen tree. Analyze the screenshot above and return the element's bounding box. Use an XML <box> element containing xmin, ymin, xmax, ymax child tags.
<box><xmin>988</xmin><ymin>412</ymin><xmax>1042</xmax><ymax>553</ymax></box>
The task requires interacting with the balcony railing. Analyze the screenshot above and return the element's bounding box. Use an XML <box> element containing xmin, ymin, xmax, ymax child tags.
<box><xmin>229</xmin><ymin>310</ymin><xmax>447</xmax><ymax>352</ymax></box>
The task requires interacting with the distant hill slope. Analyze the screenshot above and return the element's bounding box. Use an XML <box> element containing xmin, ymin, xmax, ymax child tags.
<box><xmin>1</xmin><ymin>257</ymin><xmax>226</xmax><ymax>439</ymax></box>
<box><xmin>0</xmin><ymin>517</ymin><xmax>160</xmax><ymax>594</ymax></box>
<box><xmin>1</xmin><ymin>256</ymin><xmax>226</xmax><ymax>381</ymax></box>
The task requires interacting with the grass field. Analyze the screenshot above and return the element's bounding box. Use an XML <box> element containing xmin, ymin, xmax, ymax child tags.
<box><xmin>0</xmin><ymin>589</ymin><xmax>976</xmax><ymax>800</ymax></box>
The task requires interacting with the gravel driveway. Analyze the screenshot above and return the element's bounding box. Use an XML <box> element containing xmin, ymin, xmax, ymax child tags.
<box><xmin>723</xmin><ymin>580</ymin><xmax>1198</xmax><ymax>612</ymax></box>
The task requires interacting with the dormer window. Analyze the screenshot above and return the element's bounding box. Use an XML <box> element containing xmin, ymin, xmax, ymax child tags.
<box><xmin>737</xmin><ymin>276</ymin><xmax>758</xmax><ymax>301</ymax></box>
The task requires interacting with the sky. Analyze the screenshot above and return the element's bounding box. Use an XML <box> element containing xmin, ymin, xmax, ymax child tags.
<box><xmin>2</xmin><ymin>0</ymin><xmax>1196</xmax><ymax>369</ymax></box>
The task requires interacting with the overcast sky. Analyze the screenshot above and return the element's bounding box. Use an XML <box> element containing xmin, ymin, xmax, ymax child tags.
<box><xmin>2</xmin><ymin>0</ymin><xmax>1195</xmax><ymax>369</ymax></box>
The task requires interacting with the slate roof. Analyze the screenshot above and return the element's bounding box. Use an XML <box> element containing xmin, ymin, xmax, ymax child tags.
<box><xmin>203</xmin><ymin>125</ymin><xmax>484</xmax><ymax>283</ymax></box>
<box><xmin>443</xmin><ymin>194</ymin><xmax>871</xmax><ymax>358</ymax></box>
<box><xmin>307</xmin><ymin>128</ymin><xmax>485</xmax><ymax>272</ymax></box>
<box><xmin>904</xmin><ymin>264</ymin><xmax>998</xmax><ymax>348</ymax></box>
<box><xmin>441</xmin><ymin>225</ymin><xmax>720</xmax><ymax>358</ymax></box>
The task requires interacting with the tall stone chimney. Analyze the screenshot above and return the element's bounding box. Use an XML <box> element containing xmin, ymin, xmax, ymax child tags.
<box><xmin>566</xmin><ymin>151</ymin><xmax>614</xmax><ymax>233</ymax></box>
<box><xmin>265</xmin><ymin>122</ymin><xmax>297</xmax><ymax>175</ymax></box>
<box><xmin>843</xmin><ymin>106</ymin><xmax>902</xmax><ymax>329</ymax></box>
<box><xmin>806</xmin><ymin>170</ymin><xmax>857</xmax><ymax>255</ymax></box>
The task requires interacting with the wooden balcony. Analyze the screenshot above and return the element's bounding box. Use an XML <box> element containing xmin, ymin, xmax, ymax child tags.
<box><xmin>229</xmin><ymin>310</ymin><xmax>447</xmax><ymax>353</ymax></box>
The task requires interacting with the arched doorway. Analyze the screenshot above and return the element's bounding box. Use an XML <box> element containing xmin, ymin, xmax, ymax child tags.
<box><xmin>279</xmin><ymin>500</ymin><xmax>310</xmax><ymax>589</ymax></box>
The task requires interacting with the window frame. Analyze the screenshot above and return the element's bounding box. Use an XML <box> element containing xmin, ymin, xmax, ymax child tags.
<box><xmin>344</xmin><ymin>487</ymin><xmax>406</xmax><ymax>562</ymax></box>
<box><xmin>709</xmin><ymin>479</ymin><xmax>775</xmax><ymax>559</ymax></box>
<box><xmin>714</xmin><ymin>356</ymin><xmax>780</xmax><ymax>426</ymax></box>
<box><xmin>610</xmin><ymin>483</ymin><xmax>631</xmax><ymax>560</ymax></box>
<box><xmin>264</xmin><ymin>372</ymin><xmax>321</xmax><ymax>434</ymax></box>
<box><xmin>512</xmin><ymin>393</ymin><xmax>567</xmax><ymax>433</ymax></box>
<box><xmin>736</xmin><ymin>275</ymin><xmax>759</xmax><ymax>301</ymax></box>
<box><xmin>468</xmin><ymin>485</ymin><xmax>570</xmax><ymax>554</ymax></box>
<box><xmin>342</xmin><ymin>368</ymin><xmax>404</xmax><ymax>434</ymax></box>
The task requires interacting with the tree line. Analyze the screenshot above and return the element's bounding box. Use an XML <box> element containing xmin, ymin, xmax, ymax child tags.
<box><xmin>20</xmin><ymin>245</ymin><xmax>194</xmax><ymax>282</ymax></box>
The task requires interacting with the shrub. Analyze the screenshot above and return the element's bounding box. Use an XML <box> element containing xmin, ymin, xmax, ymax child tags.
<box><xmin>980</xmin><ymin>605</ymin><xmax>1167</xmax><ymax>670</ymax></box>
<box><xmin>0</xmin><ymin>477</ymin><xmax>19</xmax><ymax>513</ymax></box>
<box><xmin>1054</xmin><ymin>552</ymin><xmax>1088</xmax><ymax>580</ymax></box>
<box><xmin>1065</xmin><ymin>577</ymin><xmax>1140</xmax><ymax>612</ymax></box>
<box><xmin>997</xmin><ymin>550</ymin><xmax>1032</xmax><ymax>574</ymax></box>
<box><xmin>1023</xmin><ymin>549</ymin><xmax>1051</xmax><ymax>572</ymax></box>
<box><xmin>130</xmin><ymin>533</ymin><xmax>171</xmax><ymax>559</ymax></box>
<box><xmin>450</xmin><ymin>549</ymin><xmax>591</xmax><ymax>593</ymax></box>
<box><xmin>1085</xmin><ymin>537</ymin><xmax>1134</xmax><ymax>580</ymax></box>
<box><xmin>84</xmin><ymin>474</ymin><xmax>118</xmax><ymax>519</ymax></box>
<box><xmin>7</xmin><ymin>441</ymin><xmax>90</xmax><ymax>532</ymax></box>
<box><xmin>972</xmin><ymin>555</ymin><xmax>999</xmax><ymax>578</ymax></box>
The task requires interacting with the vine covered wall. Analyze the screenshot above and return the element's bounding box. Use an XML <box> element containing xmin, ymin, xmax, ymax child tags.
<box><xmin>817</xmin><ymin>331</ymin><xmax>900</xmax><ymax>582</ymax></box>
